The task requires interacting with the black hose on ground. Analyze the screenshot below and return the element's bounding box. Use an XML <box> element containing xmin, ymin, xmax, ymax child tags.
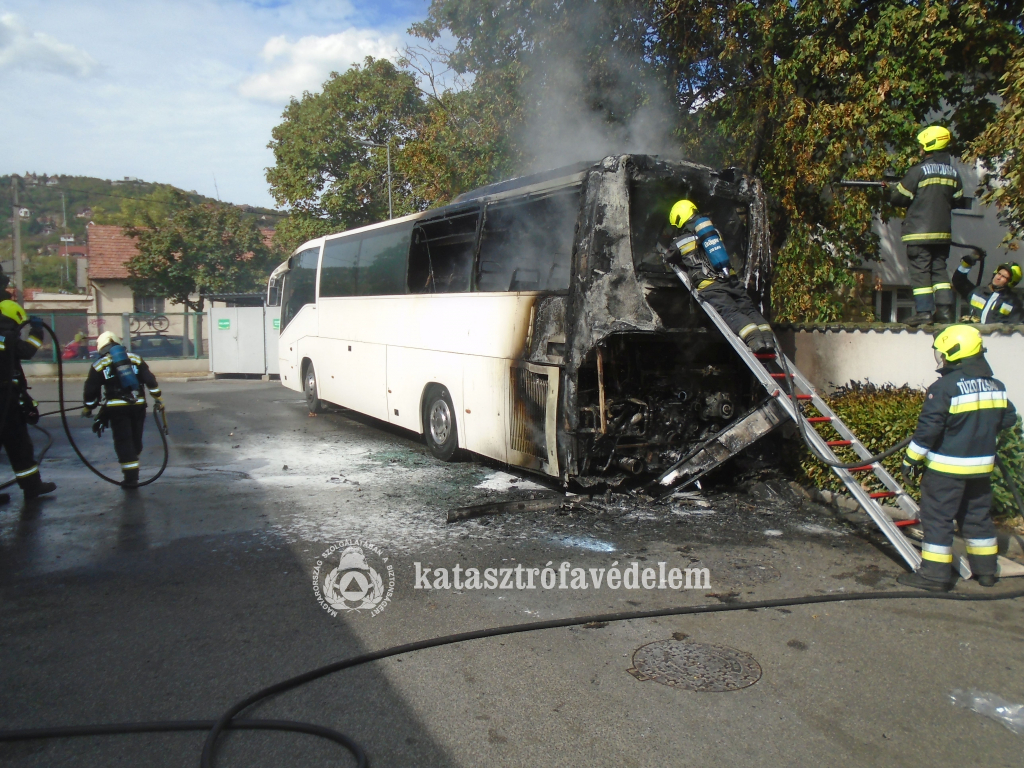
<box><xmin>41</xmin><ymin>321</ymin><xmax>170</xmax><ymax>488</ymax></box>
<box><xmin>1</xmin><ymin>586</ymin><xmax>1022</xmax><ymax>767</ymax></box>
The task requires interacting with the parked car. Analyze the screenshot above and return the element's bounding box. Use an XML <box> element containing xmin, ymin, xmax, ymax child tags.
<box><xmin>62</xmin><ymin>334</ymin><xmax>195</xmax><ymax>360</ymax></box>
<box><xmin>61</xmin><ymin>339</ymin><xmax>97</xmax><ymax>360</ymax></box>
<box><xmin>129</xmin><ymin>334</ymin><xmax>196</xmax><ymax>358</ymax></box>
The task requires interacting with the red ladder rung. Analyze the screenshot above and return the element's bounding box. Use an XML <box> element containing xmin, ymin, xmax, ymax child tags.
<box><xmin>806</xmin><ymin>416</ymin><xmax>832</xmax><ymax>423</ymax></box>
<box><xmin>895</xmin><ymin>519</ymin><xmax>920</xmax><ymax>527</ymax></box>
<box><xmin>869</xmin><ymin>491</ymin><xmax>896</xmax><ymax>499</ymax></box>
<box><xmin>770</xmin><ymin>372</ymin><xmax>788</xmax><ymax>378</ymax></box>
<box><xmin>826</xmin><ymin>440</ymin><xmax>852</xmax><ymax>447</ymax></box>
<box><xmin>849</xmin><ymin>465</ymin><xmax>874</xmax><ymax>471</ymax></box>
<box><xmin>796</xmin><ymin>394</ymin><xmax>813</xmax><ymax>400</ymax></box>
<box><xmin>754</xmin><ymin>353</ymin><xmax>777</xmax><ymax>359</ymax></box>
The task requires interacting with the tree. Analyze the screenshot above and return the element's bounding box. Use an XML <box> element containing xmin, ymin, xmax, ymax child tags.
<box><xmin>970</xmin><ymin>48</ymin><xmax>1024</xmax><ymax>246</ymax></box>
<box><xmin>413</xmin><ymin>0</ymin><xmax>1023</xmax><ymax>321</ymax></box>
<box><xmin>266</xmin><ymin>58</ymin><xmax>426</xmax><ymax>252</ymax></box>
<box><xmin>124</xmin><ymin>191</ymin><xmax>276</xmax><ymax>314</ymax></box>
<box><xmin>658</xmin><ymin>0</ymin><xmax>1022</xmax><ymax>320</ymax></box>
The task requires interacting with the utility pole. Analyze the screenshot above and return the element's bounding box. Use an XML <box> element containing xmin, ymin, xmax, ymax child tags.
<box><xmin>61</xmin><ymin>191</ymin><xmax>69</xmax><ymax>287</ymax></box>
<box><xmin>386</xmin><ymin>140</ymin><xmax>392</xmax><ymax>220</ymax></box>
<box><xmin>11</xmin><ymin>175</ymin><xmax>22</xmax><ymax>302</ymax></box>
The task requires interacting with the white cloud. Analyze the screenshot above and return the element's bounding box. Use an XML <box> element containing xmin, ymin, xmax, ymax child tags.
<box><xmin>0</xmin><ymin>12</ymin><xmax>97</xmax><ymax>77</ymax></box>
<box><xmin>239</xmin><ymin>29</ymin><xmax>403</xmax><ymax>102</ymax></box>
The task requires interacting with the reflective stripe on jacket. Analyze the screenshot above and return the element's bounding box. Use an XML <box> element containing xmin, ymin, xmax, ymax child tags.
<box><xmin>83</xmin><ymin>350</ymin><xmax>161</xmax><ymax>408</ymax></box>
<box><xmin>951</xmin><ymin>264</ymin><xmax>1024</xmax><ymax>324</ymax></box>
<box><xmin>890</xmin><ymin>151</ymin><xmax>964</xmax><ymax>244</ymax></box>
<box><xmin>906</xmin><ymin>356</ymin><xmax>1017</xmax><ymax>477</ymax></box>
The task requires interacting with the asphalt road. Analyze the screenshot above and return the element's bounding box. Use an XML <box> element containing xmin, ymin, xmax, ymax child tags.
<box><xmin>1</xmin><ymin>379</ymin><xmax>1022</xmax><ymax>768</ymax></box>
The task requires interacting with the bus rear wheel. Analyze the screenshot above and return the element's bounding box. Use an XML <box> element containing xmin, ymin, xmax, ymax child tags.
<box><xmin>423</xmin><ymin>386</ymin><xmax>459</xmax><ymax>461</ymax></box>
<box><xmin>304</xmin><ymin>362</ymin><xmax>325</xmax><ymax>414</ymax></box>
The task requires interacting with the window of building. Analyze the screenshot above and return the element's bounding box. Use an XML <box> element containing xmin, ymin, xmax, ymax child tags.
<box><xmin>133</xmin><ymin>296</ymin><xmax>165</xmax><ymax>314</ymax></box>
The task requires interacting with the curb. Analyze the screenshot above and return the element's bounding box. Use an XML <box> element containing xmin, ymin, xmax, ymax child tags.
<box><xmin>790</xmin><ymin>481</ymin><xmax>1024</xmax><ymax>560</ymax></box>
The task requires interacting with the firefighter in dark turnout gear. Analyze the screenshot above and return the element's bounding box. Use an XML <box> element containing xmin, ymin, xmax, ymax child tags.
<box><xmin>662</xmin><ymin>200</ymin><xmax>774</xmax><ymax>352</ymax></box>
<box><xmin>890</xmin><ymin>126</ymin><xmax>968</xmax><ymax>326</ymax></box>
<box><xmin>83</xmin><ymin>331</ymin><xmax>163</xmax><ymax>488</ymax></box>
<box><xmin>0</xmin><ymin>299</ymin><xmax>57</xmax><ymax>500</ymax></box>
<box><xmin>952</xmin><ymin>255</ymin><xmax>1023</xmax><ymax>325</ymax></box>
<box><xmin>899</xmin><ymin>325</ymin><xmax>1016</xmax><ymax>591</ymax></box>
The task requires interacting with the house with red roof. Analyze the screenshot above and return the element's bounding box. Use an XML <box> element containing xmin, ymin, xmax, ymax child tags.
<box><xmin>86</xmin><ymin>224</ymin><xmax>144</xmax><ymax>314</ymax></box>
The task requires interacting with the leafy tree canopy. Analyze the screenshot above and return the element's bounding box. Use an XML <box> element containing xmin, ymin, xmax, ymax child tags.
<box><xmin>267</xmin><ymin>1</ymin><xmax>1024</xmax><ymax>320</ymax></box>
<box><xmin>125</xmin><ymin>191</ymin><xmax>277</xmax><ymax>312</ymax></box>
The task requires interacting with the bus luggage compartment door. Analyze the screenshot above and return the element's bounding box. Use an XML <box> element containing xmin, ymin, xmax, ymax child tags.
<box><xmin>507</xmin><ymin>362</ymin><xmax>559</xmax><ymax>476</ymax></box>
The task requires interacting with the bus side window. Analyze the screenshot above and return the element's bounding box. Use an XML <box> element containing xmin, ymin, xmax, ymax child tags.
<box><xmin>407</xmin><ymin>208</ymin><xmax>479</xmax><ymax>294</ymax></box>
<box><xmin>476</xmin><ymin>188</ymin><xmax>580</xmax><ymax>292</ymax></box>
<box><xmin>280</xmin><ymin>247</ymin><xmax>320</xmax><ymax>329</ymax></box>
<box><xmin>356</xmin><ymin>223</ymin><xmax>413</xmax><ymax>296</ymax></box>
<box><xmin>320</xmin><ymin>237</ymin><xmax>360</xmax><ymax>298</ymax></box>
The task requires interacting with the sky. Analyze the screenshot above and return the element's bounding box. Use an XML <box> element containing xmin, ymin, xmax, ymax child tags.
<box><xmin>0</xmin><ymin>0</ymin><xmax>431</xmax><ymax>209</ymax></box>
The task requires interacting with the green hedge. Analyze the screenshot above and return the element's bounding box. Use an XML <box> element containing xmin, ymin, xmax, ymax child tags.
<box><xmin>793</xmin><ymin>382</ymin><xmax>1024</xmax><ymax>523</ymax></box>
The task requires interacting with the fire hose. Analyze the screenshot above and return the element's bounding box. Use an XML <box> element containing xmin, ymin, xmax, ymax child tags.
<box><xmin>770</xmin><ymin>330</ymin><xmax>1024</xmax><ymax>517</ymax></box>
<box><xmin>0</xmin><ymin>586</ymin><xmax>1022</xmax><ymax>766</ymax></box>
<box><xmin>41</xmin><ymin>321</ymin><xmax>170</xmax><ymax>488</ymax></box>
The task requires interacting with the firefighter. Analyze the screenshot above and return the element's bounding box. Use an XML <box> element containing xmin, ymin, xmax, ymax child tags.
<box><xmin>891</xmin><ymin>125</ymin><xmax>968</xmax><ymax>327</ymax></box>
<box><xmin>663</xmin><ymin>199</ymin><xmax>774</xmax><ymax>352</ymax></box>
<box><xmin>82</xmin><ymin>332</ymin><xmax>163</xmax><ymax>488</ymax></box>
<box><xmin>0</xmin><ymin>299</ymin><xmax>57</xmax><ymax>500</ymax></box>
<box><xmin>899</xmin><ymin>325</ymin><xmax>1016</xmax><ymax>591</ymax></box>
<box><xmin>952</xmin><ymin>255</ymin><xmax>1023</xmax><ymax>325</ymax></box>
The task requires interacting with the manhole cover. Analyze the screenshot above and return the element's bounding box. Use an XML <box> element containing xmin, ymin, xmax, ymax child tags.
<box><xmin>628</xmin><ymin>640</ymin><xmax>762</xmax><ymax>691</ymax></box>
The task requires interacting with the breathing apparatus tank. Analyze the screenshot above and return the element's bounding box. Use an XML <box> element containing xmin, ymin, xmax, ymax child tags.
<box><xmin>690</xmin><ymin>217</ymin><xmax>732</xmax><ymax>277</ymax></box>
<box><xmin>108</xmin><ymin>344</ymin><xmax>141</xmax><ymax>402</ymax></box>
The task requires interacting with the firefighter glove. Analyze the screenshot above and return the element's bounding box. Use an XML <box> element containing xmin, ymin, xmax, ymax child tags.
<box><xmin>901</xmin><ymin>460</ymin><xmax>923</xmax><ymax>484</ymax></box>
<box><xmin>81</xmin><ymin>407</ymin><xmax>93</xmax><ymax>418</ymax></box>
<box><xmin>28</xmin><ymin>316</ymin><xmax>45</xmax><ymax>330</ymax></box>
<box><xmin>960</xmin><ymin>252</ymin><xmax>979</xmax><ymax>268</ymax></box>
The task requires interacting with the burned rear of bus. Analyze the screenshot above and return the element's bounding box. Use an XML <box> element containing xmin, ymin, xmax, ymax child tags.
<box><xmin>513</xmin><ymin>155</ymin><xmax>774</xmax><ymax>484</ymax></box>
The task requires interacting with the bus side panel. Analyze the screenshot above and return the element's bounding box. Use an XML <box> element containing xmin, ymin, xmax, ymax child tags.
<box><xmin>317</xmin><ymin>299</ymin><xmax>390</xmax><ymax>419</ymax></box>
<box><xmin>386</xmin><ymin>346</ymin><xmax>466</xmax><ymax>443</ymax></box>
<box><xmin>345</xmin><ymin>340</ymin><xmax>388</xmax><ymax>421</ymax></box>
<box><xmin>462</xmin><ymin>356</ymin><xmax>509</xmax><ymax>464</ymax></box>
<box><xmin>278</xmin><ymin>303</ymin><xmax>318</xmax><ymax>392</ymax></box>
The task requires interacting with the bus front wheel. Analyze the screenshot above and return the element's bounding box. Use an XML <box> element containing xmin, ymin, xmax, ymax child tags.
<box><xmin>304</xmin><ymin>362</ymin><xmax>325</xmax><ymax>414</ymax></box>
<box><xmin>424</xmin><ymin>387</ymin><xmax>459</xmax><ymax>461</ymax></box>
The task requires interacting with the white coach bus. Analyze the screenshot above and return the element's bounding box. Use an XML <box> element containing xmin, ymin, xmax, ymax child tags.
<box><xmin>269</xmin><ymin>155</ymin><xmax>773</xmax><ymax>484</ymax></box>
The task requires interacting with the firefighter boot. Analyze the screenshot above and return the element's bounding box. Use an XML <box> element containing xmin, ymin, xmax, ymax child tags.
<box><xmin>122</xmin><ymin>468</ymin><xmax>140</xmax><ymax>490</ymax></box>
<box><xmin>905</xmin><ymin>311</ymin><xmax>934</xmax><ymax>327</ymax></box>
<box><xmin>897</xmin><ymin>559</ymin><xmax>954</xmax><ymax>592</ymax></box>
<box><xmin>969</xmin><ymin>554</ymin><xmax>998</xmax><ymax>587</ymax></box>
<box><xmin>22</xmin><ymin>476</ymin><xmax>57</xmax><ymax>500</ymax></box>
<box><xmin>933</xmin><ymin>304</ymin><xmax>955</xmax><ymax>324</ymax></box>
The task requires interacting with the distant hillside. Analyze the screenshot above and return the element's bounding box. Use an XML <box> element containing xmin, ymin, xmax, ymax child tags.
<box><xmin>0</xmin><ymin>173</ymin><xmax>284</xmax><ymax>290</ymax></box>
<box><xmin>0</xmin><ymin>173</ymin><xmax>283</xmax><ymax>255</ymax></box>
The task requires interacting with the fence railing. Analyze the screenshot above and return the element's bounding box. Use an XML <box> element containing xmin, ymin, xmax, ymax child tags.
<box><xmin>31</xmin><ymin>312</ymin><xmax>208</xmax><ymax>362</ymax></box>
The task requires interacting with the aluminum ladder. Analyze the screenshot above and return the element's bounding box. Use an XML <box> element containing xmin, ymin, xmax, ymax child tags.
<box><xmin>663</xmin><ymin>265</ymin><xmax>975</xmax><ymax>578</ymax></box>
